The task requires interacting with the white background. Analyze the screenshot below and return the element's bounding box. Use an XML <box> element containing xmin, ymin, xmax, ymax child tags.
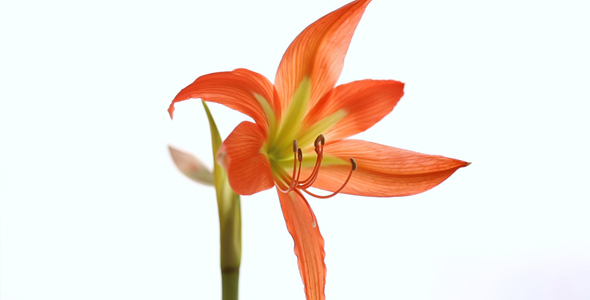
<box><xmin>1</xmin><ymin>0</ymin><xmax>589</xmax><ymax>299</ymax></box>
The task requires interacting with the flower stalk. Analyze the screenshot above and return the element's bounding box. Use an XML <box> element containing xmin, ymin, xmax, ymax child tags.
<box><xmin>202</xmin><ymin>101</ymin><xmax>242</xmax><ymax>300</ymax></box>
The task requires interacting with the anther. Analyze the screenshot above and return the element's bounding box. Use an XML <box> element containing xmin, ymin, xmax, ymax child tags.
<box><xmin>314</xmin><ymin>134</ymin><xmax>325</xmax><ymax>154</ymax></box>
<box><xmin>350</xmin><ymin>157</ymin><xmax>357</xmax><ymax>171</ymax></box>
<box><xmin>314</xmin><ymin>134</ymin><xmax>325</xmax><ymax>148</ymax></box>
<box><xmin>301</xmin><ymin>134</ymin><xmax>326</xmax><ymax>188</ymax></box>
<box><xmin>293</xmin><ymin>148</ymin><xmax>303</xmax><ymax>184</ymax></box>
<box><xmin>292</xmin><ymin>140</ymin><xmax>298</xmax><ymax>153</ymax></box>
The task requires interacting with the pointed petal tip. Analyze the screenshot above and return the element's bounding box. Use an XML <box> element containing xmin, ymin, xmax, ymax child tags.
<box><xmin>451</xmin><ymin>159</ymin><xmax>470</xmax><ymax>170</ymax></box>
<box><xmin>315</xmin><ymin>140</ymin><xmax>470</xmax><ymax>197</ymax></box>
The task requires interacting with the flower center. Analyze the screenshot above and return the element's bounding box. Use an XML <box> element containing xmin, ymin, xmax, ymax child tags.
<box><xmin>261</xmin><ymin>77</ymin><xmax>347</xmax><ymax>160</ymax></box>
<box><xmin>277</xmin><ymin>134</ymin><xmax>356</xmax><ymax>199</ymax></box>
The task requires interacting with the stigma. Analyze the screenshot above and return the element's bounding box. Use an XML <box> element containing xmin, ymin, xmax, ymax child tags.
<box><xmin>278</xmin><ymin>134</ymin><xmax>356</xmax><ymax>199</ymax></box>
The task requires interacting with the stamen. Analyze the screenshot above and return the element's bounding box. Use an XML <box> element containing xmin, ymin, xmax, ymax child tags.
<box><xmin>301</xmin><ymin>157</ymin><xmax>356</xmax><ymax>199</ymax></box>
<box><xmin>277</xmin><ymin>135</ymin><xmax>356</xmax><ymax>203</ymax></box>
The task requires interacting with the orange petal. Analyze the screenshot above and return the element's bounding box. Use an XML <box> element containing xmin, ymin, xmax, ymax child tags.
<box><xmin>305</xmin><ymin>79</ymin><xmax>404</xmax><ymax>142</ymax></box>
<box><xmin>168</xmin><ymin>68</ymin><xmax>276</xmax><ymax>130</ymax></box>
<box><xmin>219</xmin><ymin>121</ymin><xmax>274</xmax><ymax>195</ymax></box>
<box><xmin>275</xmin><ymin>0</ymin><xmax>371</xmax><ymax>112</ymax></box>
<box><xmin>276</xmin><ymin>189</ymin><xmax>326</xmax><ymax>300</ymax></box>
<box><xmin>313</xmin><ymin>140</ymin><xmax>469</xmax><ymax>197</ymax></box>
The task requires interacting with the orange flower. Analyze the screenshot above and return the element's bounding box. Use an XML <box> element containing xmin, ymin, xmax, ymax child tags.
<box><xmin>168</xmin><ymin>0</ymin><xmax>468</xmax><ymax>299</ymax></box>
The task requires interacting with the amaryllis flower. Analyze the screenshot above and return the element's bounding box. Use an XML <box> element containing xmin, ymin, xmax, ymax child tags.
<box><xmin>168</xmin><ymin>0</ymin><xmax>468</xmax><ymax>299</ymax></box>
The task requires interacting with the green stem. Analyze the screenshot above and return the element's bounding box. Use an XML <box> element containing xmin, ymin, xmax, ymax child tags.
<box><xmin>219</xmin><ymin>191</ymin><xmax>241</xmax><ymax>300</ymax></box>
<box><xmin>203</xmin><ymin>101</ymin><xmax>242</xmax><ymax>300</ymax></box>
<box><xmin>221</xmin><ymin>267</ymin><xmax>240</xmax><ymax>300</ymax></box>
